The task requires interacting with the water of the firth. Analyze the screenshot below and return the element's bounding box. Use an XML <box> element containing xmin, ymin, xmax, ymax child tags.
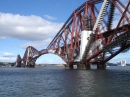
<box><xmin>0</xmin><ymin>66</ymin><xmax>130</xmax><ymax>97</ymax></box>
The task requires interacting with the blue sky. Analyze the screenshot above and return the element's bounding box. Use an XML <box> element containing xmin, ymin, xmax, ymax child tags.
<box><xmin>0</xmin><ymin>0</ymin><xmax>130</xmax><ymax>64</ymax></box>
<box><xmin>0</xmin><ymin>0</ymin><xmax>87</xmax><ymax>64</ymax></box>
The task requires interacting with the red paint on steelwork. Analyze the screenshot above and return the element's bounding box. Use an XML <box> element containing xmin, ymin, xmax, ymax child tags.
<box><xmin>17</xmin><ymin>0</ymin><xmax>130</xmax><ymax>67</ymax></box>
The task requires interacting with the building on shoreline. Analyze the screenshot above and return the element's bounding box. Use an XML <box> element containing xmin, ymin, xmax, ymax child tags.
<box><xmin>118</xmin><ymin>60</ymin><xmax>126</xmax><ymax>66</ymax></box>
<box><xmin>0</xmin><ymin>62</ymin><xmax>15</xmax><ymax>67</ymax></box>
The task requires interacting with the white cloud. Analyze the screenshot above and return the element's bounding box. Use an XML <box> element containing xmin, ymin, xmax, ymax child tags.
<box><xmin>44</xmin><ymin>15</ymin><xmax>56</xmax><ymax>20</ymax></box>
<box><xmin>20</xmin><ymin>38</ymin><xmax>52</xmax><ymax>49</ymax></box>
<box><xmin>2</xmin><ymin>52</ymin><xmax>15</xmax><ymax>57</ymax></box>
<box><xmin>0</xmin><ymin>13</ymin><xmax>64</xmax><ymax>62</ymax></box>
<box><xmin>0</xmin><ymin>52</ymin><xmax>16</xmax><ymax>62</ymax></box>
<box><xmin>0</xmin><ymin>37</ymin><xmax>6</xmax><ymax>40</ymax></box>
<box><xmin>0</xmin><ymin>12</ymin><xmax>63</xmax><ymax>41</ymax></box>
<box><xmin>0</xmin><ymin>57</ymin><xmax>16</xmax><ymax>62</ymax></box>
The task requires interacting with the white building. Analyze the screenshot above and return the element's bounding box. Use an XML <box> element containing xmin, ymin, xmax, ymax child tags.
<box><xmin>119</xmin><ymin>60</ymin><xmax>126</xmax><ymax>66</ymax></box>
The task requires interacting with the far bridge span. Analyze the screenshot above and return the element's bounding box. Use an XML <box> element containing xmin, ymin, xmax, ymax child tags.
<box><xmin>16</xmin><ymin>0</ymin><xmax>130</xmax><ymax>69</ymax></box>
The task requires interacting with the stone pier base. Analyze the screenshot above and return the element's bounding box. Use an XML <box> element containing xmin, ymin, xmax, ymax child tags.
<box><xmin>26</xmin><ymin>64</ymin><xmax>35</xmax><ymax>68</ymax></box>
<box><xmin>97</xmin><ymin>63</ymin><xmax>106</xmax><ymax>70</ymax></box>
<box><xmin>85</xmin><ymin>63</ymin><xmax>91</xmax><ymax>69</ymax></box>
<box><xmin>16</xmin><ymin>62</ymin><xmax>21</xmax><ymax>67</ymax></box>
<box><xmin>77</xmin><ymin>64</ymin><xmax>86</xmax><ymax>70</ymax></box>
<box><xmin>65</xmin><ymin>65</ymin><xmax>73</xmax><ymax>70</ymax></box>
<box><xmin>65</xmin><ymin>63</ymin><xmax>91</xmax><ymax>70</ymax></box>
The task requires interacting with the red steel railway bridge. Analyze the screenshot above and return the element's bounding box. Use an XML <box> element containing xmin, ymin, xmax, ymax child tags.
<box><xmin>16</xmin><ymin>0</ymin><xmax>130</xmax><ymax>69</ymax></box>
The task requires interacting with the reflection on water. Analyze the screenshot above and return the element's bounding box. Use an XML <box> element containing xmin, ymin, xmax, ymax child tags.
<box><xmin>0</xmin><ymin>66</ymin><xmax>130</xmax><ymax>97</ymax></box>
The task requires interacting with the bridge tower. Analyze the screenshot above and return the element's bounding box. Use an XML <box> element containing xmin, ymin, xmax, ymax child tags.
<box><xmin>73</xmin><ymin>0</ymin><xmax>109</xmax><ymax>69</ymax></box>
<box><xmin>77</xmin><ymin>15</ymin><xmax>93</xmax><ymax>69</ymax></box>
<box><xmin>15</xmin><ymin>54</ymin><xmax>22</xmax><ymax>67</ymax></box>
<box><xmin>22</xmin><ymin>46</ymin><xmax>39</xmax><ymax>67</ymax></box>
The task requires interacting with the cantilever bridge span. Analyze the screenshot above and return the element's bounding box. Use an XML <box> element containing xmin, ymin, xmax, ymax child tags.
<box><xmin>16</xmin><ymin>0</ymin><xmax>130</xmax><ymax>69</ymax></box>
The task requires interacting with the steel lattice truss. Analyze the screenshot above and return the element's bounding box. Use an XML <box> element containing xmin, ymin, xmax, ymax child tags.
<box><xmin>16</xmin><ymin>0</ymin><xmax>130</xmax><ymax>67</ymax></box>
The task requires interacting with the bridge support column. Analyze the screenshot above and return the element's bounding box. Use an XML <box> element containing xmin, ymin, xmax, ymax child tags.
<box><xmin>16</xmin><ymin>62</ymin><xmax>21</xmax><ymax>67</ymax></box>
<box><xmin>97</xmin><ymin>61</ymin><xmax>106</xmax><ymax>70</ymax></box>
<box><xmin>65</xmin><ymin>65</ymin><xmax>73</xmax><ymax>70</ymax></box>
<box><xmin>26</xmin><ymin>63</ymin><xmax>35</xmax><ymax>68</ymax></box>
<box><xmin>85</xmin><ymin>63</ymin><xmax>91</xmax><ymax>69</ymax></box>
<box><xmin>29</xmin><ymin>64</ymin><xmax>35</xmax><ymax>68</ymax></box>
<box><xmin>77</xmin><ymin>64</ymin><xmax>86</xmax><ymax>70</ymax></box>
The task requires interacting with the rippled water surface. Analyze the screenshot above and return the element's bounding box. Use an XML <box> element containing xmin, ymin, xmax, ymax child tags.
<box><xmin>0</xmin><ymin>66</ymin><xmax>130</xmax><ymax>97</ymax></box>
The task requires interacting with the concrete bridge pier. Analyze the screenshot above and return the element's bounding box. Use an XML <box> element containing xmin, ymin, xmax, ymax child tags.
<box><xmin>85</xmin><ymin>63</ymin><xmax>91</xmax><ymax>69</ymax></box>
<box><xmin>97</xmin><ymin>61</ymin><xmax>106</xmax><ymax>70</ymax></box>
<box><xmin>65</xmin><ymin>62</ymin><xmax>91</xmax><ymax>70</ymax></box>
<box><xmin>77</xmin><ymin>64</ymin><xmax>86</xmax><ymax>70</ymax></box>
<box><xmin>15</xmin><ymin>62</ymin><xmax>21</xmax><ymax>67</ymax></box>
<box><xmin>25</xmin><ymin>62</ymin><xmax>35</xmax><ymax>68</ymax></box>
<box><xmin>27</xmin><ymin>64</ymin><xmax>35</xmax><ymax>68</ymax></box>
<box><xmin>65</xmin><ymin>64</ymin><xmax>73</xmax><ymax>70</ymax></box>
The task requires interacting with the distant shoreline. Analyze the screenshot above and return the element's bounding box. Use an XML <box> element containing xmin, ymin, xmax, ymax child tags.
<box><xmin>0</xmin><ymin>65</ymin><xmax>65</xmax><ymax>68</ymax></box>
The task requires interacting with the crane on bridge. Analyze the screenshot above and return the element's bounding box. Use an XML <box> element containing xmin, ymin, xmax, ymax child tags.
<box><xmin>16</xmin><ymin>0</ymin><xmax>130</xmax><ymax>69</ymax></box>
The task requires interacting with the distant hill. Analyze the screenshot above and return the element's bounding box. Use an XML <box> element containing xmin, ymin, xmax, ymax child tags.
<box><xmin>36</xmin><ymin>64</ymin><xmax>65</xmax><ymax>67</ymax></box>
<box><xmin>107</xmin><ymin>62</ymin><xmax>130</xmax><ymax>66</ymax></box>
<box><xmin>107</xmin><ymin>63</ymin><xmax>117</xmax><ymax>66</ymax></box>
<box><xmin>0</xmin><ymin>62</ymin><xmax>15</xmax><ymax>67</ymax></box>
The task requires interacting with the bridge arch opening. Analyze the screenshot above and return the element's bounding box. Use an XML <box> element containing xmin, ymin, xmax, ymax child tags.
<box><xmin>35</xmin><ymin>53</ymin><xmax>65</xmax><ymax>67</ymax></box>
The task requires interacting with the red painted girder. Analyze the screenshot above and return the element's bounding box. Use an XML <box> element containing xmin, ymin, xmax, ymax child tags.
<box><xmin>82</xmin><ymin>50</ymin><xmax>102</xmax><ymax>64</ymax></box>
<box><xmin>97</xmin><ymin>24</ymin><xmax>130</xmax><ymax>39</ymax></box>
<box><xmin>47</xmin><ymin>0</ymin><xmax>104</xmax><ymax>49</ymax></box>
<box><xmin>107</xmin><ymin>0</ymin><xmax>130</xmax><ymax>44</ymax></box>
<box><xmin>16</xmin><ymin>54</ymin><xmax>22</xmax><ymax>63</ymax></box>
<box><xmin>104</xmin><ymin>43</ymin><xmax>130</xmax><ymax>63</ymax></box>
<box><xmin>39</xmin><ymin>49</ymin><xmax>48</xmax><ymax>55</ymax></box>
